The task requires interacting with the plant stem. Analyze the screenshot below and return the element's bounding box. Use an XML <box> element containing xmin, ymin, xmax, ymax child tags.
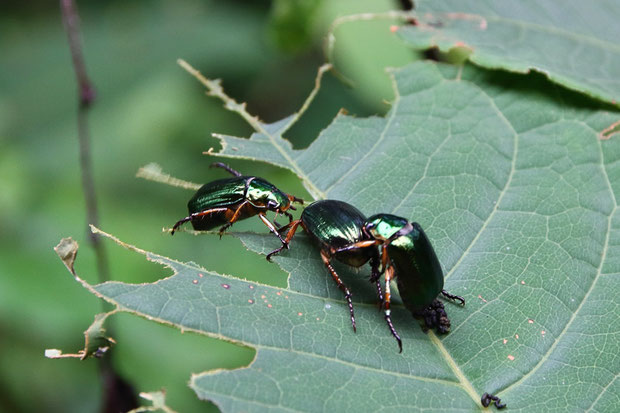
<box><xmin>60</xmin><ymin>2</ymin><xmax>138</xmax><ymax>411</ymax></box>
<box><xmin>60</xmin><ymin>0</ymin><xmax>109</xmax><ymax>286</ymax></box>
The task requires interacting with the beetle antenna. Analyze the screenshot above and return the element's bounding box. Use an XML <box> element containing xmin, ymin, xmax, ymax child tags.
<box><xmin>210</xmin><ymin>162</ymin><xmax>242</xmax><ymax>177</ymax></box>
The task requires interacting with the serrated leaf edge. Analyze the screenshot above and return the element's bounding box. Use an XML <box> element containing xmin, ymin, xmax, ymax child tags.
<box><xmin>71</xmin><ymin>227</ymin><xmax>472</xmax><ymax>391</ymax></box>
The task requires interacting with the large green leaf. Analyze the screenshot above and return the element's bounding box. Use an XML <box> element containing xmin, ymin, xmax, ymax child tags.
<box><xmin>398</xmin><ymin>0</ymin><xmax>620</xmax><ymax>107</ymax></box>
<box><xmin>67</xmin><ymin>61</ymin><xmax>620</xmax><ymax>411</ymax></box>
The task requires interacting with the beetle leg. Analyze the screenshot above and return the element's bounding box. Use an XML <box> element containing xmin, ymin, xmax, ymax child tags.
<box><xmin>258</xmin><ymin>213</ymin><xmax>292</xmax><ymax>260</ymax></box>
<box><xmin>380</xmin><ymin>244</ymin><xmax>390</xmax><ymax>270</ymax></box>
<box><xmin>283</xmin><ymin>211</ymin><xmax>294</xmax><ymax>223</ymax></box>
<box><xmin>369</xmin><ymin>255</ymin><xmax>383</xmax><ymax>307</ymax></box>
<box><xmin>218</xmin><ymin>201</ymin><xmax>250</xmax><ymax>237</ymax></box>
<box><xmin>274</xmin><ymin>219</ymin><xmax>296</xmax><ymax>235</ymax></box>
<box><xmin>332</xmin><ymin>240</ymin><xmax>385</xmax><ymax>307</ymax></box>
<box><xmin>210</xmin><ymin>162</ymin><xmax>242</xmax><ymax>177</ymax></box>
<box><xmin>218</xmin><ymin>223</ymin><xmax>232</xmax><ymax>236</ymax></box>
<box><xmin>320</xmin><ymin>250</ymin><xmax>357</xmax><ymax>333</ymax></box>
<box><xmin>288</xmin><ymin>194</ymin><xmax>304</xmax><ymax>205</ymax></box>
<box><xmin>374</xmin><ymin>245</ymin><xmax>390</xmax><ymax>310</ymax></box>
<box><xmin>273</xmin><ymin>211</ymin><xmax>294</xmax><ymax>228</ymax></box>
<box><xmin>171</xmin><ymin>207</ymin><xmax>229</xmax><ymax>235</ymax></box>
<box><xmin>333</xmin><ymin>240</ymin><xmax>380</xmax><ymax>254</ymax></box>
<box><xmin>383</xmin><ymin>264</ymin><xmax>403</xmax><ymax>353</ymax></box>
<box><xmin>258</xmin><ymin>213</ymin><xmax>287</xmax><ymax>244</ymax></box>
<box><xmin>171</xmin><ymin>216</ymin><xmax>192</xmax><ymax>235</ymax></box>
<box><xmin>441</xmin><ymin>290</ymin><xmax>465</xmax><ymax>306</ymax></box>
<box><xmin>266</xmin><ymin>219</ymin><xmax>302</xmax><ymax>261</ymax></box>
<box><xmin>272</xmin><ymin>212</ymin><xmax>281</xmax><ymax>229</ymax></box>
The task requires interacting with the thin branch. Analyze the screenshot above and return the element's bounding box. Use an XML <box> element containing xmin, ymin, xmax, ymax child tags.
<box><xmin>60</xmin><ymin>0</ymin><xmax>109</xmax><ymax>286</ymax></box>
<box><xmin>61</xmin><ymin>0</ymin><xmax>96</xmax><ymax>108</ymax></box>
<box><xmin>60</xmin><ymin>2</ymin><xmax>139</xmax><ymax>412</ymax></box>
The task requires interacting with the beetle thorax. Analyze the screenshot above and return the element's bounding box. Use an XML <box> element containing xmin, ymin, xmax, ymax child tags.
<box><xmin>366</xmin><ymin>213</ymin><xmax>409</xmax><ymax>240</ymax></box>
<box><xmin>246</xmin><ymin>178</ymin><xmax>290</xmax><ymax>210</ymax></box>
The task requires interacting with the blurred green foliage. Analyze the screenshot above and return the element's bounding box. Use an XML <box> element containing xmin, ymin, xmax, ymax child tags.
<box><xmin>0</xmin><ymin>0</ymin><xmax>417</xmax><ymax>411</ymax></box>
<box><xmin>268</xmin><ymin>0</ymin><xmax>323</xmax><ymax>53</ymax></box>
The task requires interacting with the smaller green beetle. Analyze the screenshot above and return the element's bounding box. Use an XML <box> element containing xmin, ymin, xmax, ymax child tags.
<box><xmin>363</xmin><ymin>214</ymin><xmax>465</xmax><ymax>334</ymax></box>
<box><xmin>268</xmin><ymin>200</ymin><xmax>385</xmax><ymax>337</ymax></box>
<box><xmin>171</xmin><ymin>163</ymin><xmax>303</xmax><ymax>259</ymax></box>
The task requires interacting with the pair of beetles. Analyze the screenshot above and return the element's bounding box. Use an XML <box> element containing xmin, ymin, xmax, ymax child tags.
<box><xmin>172</xmin><ymin>163</ymin><xmax>465</xmax><ymax>352</ymax></box>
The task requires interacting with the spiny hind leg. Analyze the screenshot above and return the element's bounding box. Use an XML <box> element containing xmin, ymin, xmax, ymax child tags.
<box><xmin>320</xmin><ymin>250</ymin><xmax>356</xmax><ymax>333</ymax></box>
<box><xmin>382</xmin><ymin>265</ymin><xmax>402</xmax><ymax>352</ymax></box>
<box><xmin>171</xmin><ymin>207</ymin><xmax>229</xmax><ymax>235</ymax></box>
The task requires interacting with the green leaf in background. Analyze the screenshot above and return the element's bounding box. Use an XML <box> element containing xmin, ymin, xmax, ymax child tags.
<box><xmin>62</xmin><ymin>60</ymin><xmax>620</xmax><ymax>411</ymax></box>
<box><xmin>268</xmin><ymin>0</ymin><xmax>324</xmax><ymax>53</ymax></box>
<box><xmin>399</xmin><ymin>0</ymin><xmax>620</xmax><ymax>107</ymax></box>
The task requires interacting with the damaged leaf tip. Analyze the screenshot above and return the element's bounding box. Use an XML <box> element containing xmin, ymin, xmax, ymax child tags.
<box><xmin>54</xmin><ymin>237</ymin><xmax>79</xmax><ymax>275</ymax></box>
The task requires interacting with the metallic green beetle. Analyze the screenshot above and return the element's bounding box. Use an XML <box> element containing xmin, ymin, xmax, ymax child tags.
<box><xmin>171</xmin><ymin>163</ymin><xmax>303</xmax><ymax>260</ymax></box>
<box><xmin>363</xmin><ymin>213</ymin><xmax>465</xmax><ymax>334</ymax></box>
<box><xmin>268</xmin><ymin>200</ymin><xmax>388</xmax><ymax>339</ymax></box>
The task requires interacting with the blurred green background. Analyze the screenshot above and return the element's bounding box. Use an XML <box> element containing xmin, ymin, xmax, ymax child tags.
<box><xmin>0</xmin><ymin>0</ymin><xmax>420</xmax><ymax>411</ymax></box>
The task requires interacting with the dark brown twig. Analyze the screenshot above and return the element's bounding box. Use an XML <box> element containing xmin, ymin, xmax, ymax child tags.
<box><xmin>60</xmin><ymin>2</ymin><xmax>137</xmax><ymax>411</ymax></box>
<box><xmin>60</xmin><ymin>0</ymin><xmax>109</xmax><ymax>285</ymax></box>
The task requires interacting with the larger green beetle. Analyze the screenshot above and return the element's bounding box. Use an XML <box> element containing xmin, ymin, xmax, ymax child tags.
<box><xmin>268</xmin><ymin>200</ymin><xmax>389</xmax><ymax>339</ymax></box>
<box><xmin>171</xmin><ymin>163</ymin><xmax>303</xmax><ymax>260</ymax></box>
<box><xmin>363</xmin><ymin>213</ymin><xmax>465</xmax><ymax>334</ymax></box>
